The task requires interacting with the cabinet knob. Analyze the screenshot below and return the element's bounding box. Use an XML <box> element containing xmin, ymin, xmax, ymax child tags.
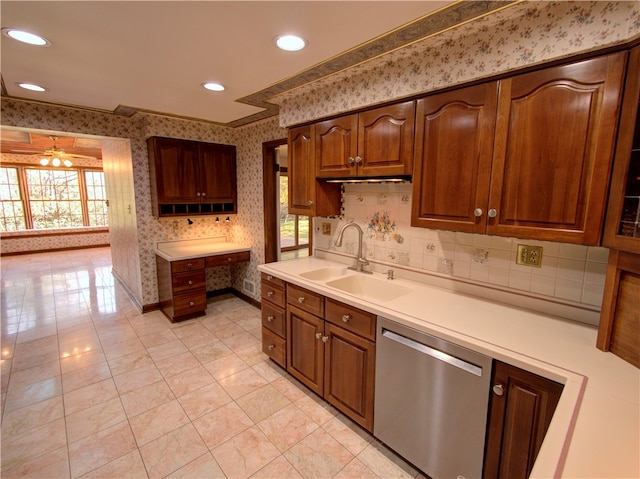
<box><xmin>267</xmin><ymin>315</ymin><xmax>275</xmax><ymax>322</ymax></box>
<box><xmin>355</xmin><ymin>156</ymin><xmax>362</xmax><ymax>164</ymax></box>
<box><xmin>307</xmin><ymin>200</ymin><xmax>314</xmax><ymax>206</ymax></box>
<box><xmin>189</xmin><ymin>301</ymin><xmax>195</xmax><ymax>307</ymax></box>
<box><xmin>227</xmin><ymin>257</ymin><xmax>232</xmax><ymax>262</ymax></box>
<box><xmin>488</xmin><ymin>208</ymin><xmax>497</xmax><ymax>218</ymax></box>
<box><xmin>188</xmin><ymin>280</ymin><xmax>193</xmax><ymax>285</ymax></box>
<box><xmin>315</xmin><ymin>332</ymin><xmax>323</xmax><ymax>339</ymax></box>
<box><xmin>474</xmin><ymin>208</ymin><xmax>483</xmax><ymax>217</ymax></box>
<box><xmin>348</xmin><ymin>157</ymin><xmax>355</xmax><ymax>165</ymax></box>
<box><xmin>298</xmin><ymin>296</ymin><xmax>305</xmax><ymax>303</ymax></box>
<box><xmin>322</xmin><ymin>335</ymin><xmax>329</xmax><ymax>343</ymax></box>
<box><xmin>492</xmin><ymin>384</ymin><xmax>504</xmax><ymax>396</ymax></box>
<box><xmin>267</xmin><ymin>274</ymin><xmax>273</xmax><ymax>280</ymax></box>
<box><xmin>267</xmin><ymin>344</ymin><xmax>275</xmax><ymax>351</ymax></box>
<box><xmin>201</xmin><ymin>192</ymin><xmax>206</xmax><ymax>197</ymax></box>
<box><xmin>342</xmin><ymin>314</ymin><xmax>350</xmax><ymax>323</ymax></box>
<box><xmin>267</xmin><ymin>291</ymin><xmax>274</xmax><ymax>297</ymax></box>
<box><xmin>187</xmin><ymin>262</ymin><xmax>193</xmax><ymax>268</ymax></box>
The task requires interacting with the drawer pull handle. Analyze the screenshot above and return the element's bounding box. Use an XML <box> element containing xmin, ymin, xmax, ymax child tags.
<box><xmin>267</xmin><ymin>315</ymin><xmax>275</xmax><ymax>322</ymax></box>
<box><xmin>267</xmin><ymin>291</ymin><xmax>274</xmax><ymax>297</ymax></box>
<box><xmin>315</xmin><ymin>332</ymin><xmax>322</xmax><ymax>340</ymax></box>
<box><xmin>227</xmin><ymin>257</ymin><xmax>232</xmax><ymax>262</ymax></box>
<box><xmin>267</xmin><ymin>344</ymin><xmax>275</xmax><ymax>351</ymax></box>
<box><xmin>342</xmin><ymin>314</ymin><xmax>350</xmax><ymax>323</ymax></box>
<box><xmin>189</xmin><ymin>301</ymin><xmax>195</xmax><ymax>307</ymax></box>
<box><xmin>187</xmin><ymin>262</ymin><xmax>193</xmax><ymax>268</ymax></box>
<box><xmin>267</xmin><ymin>274</ymin><xmax>273</xmax><ymax>280</ymax></box>
<box><xmin>188</xmin><ymin>280</ymin><xmax>193</xmax><ymax>285</ymax></box>
<box><xmin>298</xmin><ymin>296</ymin><xmax>305</xmax><ymax>303</ymax></box>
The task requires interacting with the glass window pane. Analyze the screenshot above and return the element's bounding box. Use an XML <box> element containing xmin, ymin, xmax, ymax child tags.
<box><xmin>0</xmin><ymin>167</ymin><xmax>26</xmax><ymax>231</ymax></box>
<box><xmin>26</xmin><ymin>168</ymin><xmax>83</xmax><ymax>228</ymax></box>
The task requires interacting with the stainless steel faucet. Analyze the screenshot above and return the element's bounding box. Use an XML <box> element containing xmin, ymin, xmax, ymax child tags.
<box><xmin>334</xmin><ymin>221</ymin><xmax>372</xmax><ymax>274</ymax></box>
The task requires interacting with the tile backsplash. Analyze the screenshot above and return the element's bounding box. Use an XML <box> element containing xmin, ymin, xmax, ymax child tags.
<box><xmin>315</xmin><ymin>183</ymin><xmax>608</xmax><ymax>315</ymax></box>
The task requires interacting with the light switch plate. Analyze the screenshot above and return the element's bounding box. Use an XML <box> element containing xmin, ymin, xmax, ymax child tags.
<box><xmin>516</xmin><ymin>244</ymin><xmax>543</xmax><ymax>267</ymax></box>
<box><xmin>322</xmin><ymin>222</ymin><xmax>332</xmax><ymax>235</ymax></box>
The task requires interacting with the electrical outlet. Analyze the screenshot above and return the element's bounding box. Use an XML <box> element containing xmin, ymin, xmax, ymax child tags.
<box><xmin>322</xmin><ymin>222</ymin><xmax>332</xmax><ymax>235</ymax></box>
<box><xmin>516</xmin><ymin>244</ymin><xmax>543</xmax><ymax>267</ymax></box>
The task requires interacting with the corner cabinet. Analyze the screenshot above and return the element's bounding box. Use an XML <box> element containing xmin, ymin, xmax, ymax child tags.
<box><xmin>315</xmin><ymin>101</ymin><xmax>415</xmax><ymax>179</ymax></box>
<box><xmin>483</xmin><ymin>361</ymin><xmax>563</xmax><ymax>479</ymax></box>
<box><xmin>412</xmin><ymin>52</ymin><xmax>627</xmax><ymax>245</ymax></box>
<box><xmin>147</xmin><ymin>136</ymin><xmax>237</xmax><ymax>217</ymax></box>
<box><xmin>288</xmin><ymin>125</ymin><xmax>341</xmax><ymax>217</ymax></box>
<box><xmin>604</xmin><ymin>46</ymin><xmax>640</xmax><ymax>253</ymax></box>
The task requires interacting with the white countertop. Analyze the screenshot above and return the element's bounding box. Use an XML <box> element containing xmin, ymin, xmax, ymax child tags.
<box><xmin>258</xmin><ymin>256</ymin><xmax>640</xmax><ymax>479</ymax></box>
<box><xmin>154</xmin><ymin>237</ymin><xmax>250</xmax><ymax>261</ymax></box>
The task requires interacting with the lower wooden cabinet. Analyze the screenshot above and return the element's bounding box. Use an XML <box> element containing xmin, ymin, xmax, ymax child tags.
<box><xmin>261</xmin><ymin>273</ymin><xmax>287</xmax><ymax>367</ymax></box>
<box><xmin>281</xmin><ymin>282</ymin><xmax>377</xmax><ymax>431</ymax></box>
<box><xmin>484</xmin><ymin>361</ymin><xmax>563</xmax><ymax>479</ymax></box>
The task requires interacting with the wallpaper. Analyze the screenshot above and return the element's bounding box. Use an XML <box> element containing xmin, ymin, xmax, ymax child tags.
<box><xmin>273</xmin><ymin>1</ymin><xmax>640</xmax><ymax>126</ymax></box>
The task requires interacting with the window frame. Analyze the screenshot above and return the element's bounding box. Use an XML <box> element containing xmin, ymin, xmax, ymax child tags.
<box><xmin>0</xmin><ymin>163</ymin><xmax>107</xmax><ymax>232</ymax></box>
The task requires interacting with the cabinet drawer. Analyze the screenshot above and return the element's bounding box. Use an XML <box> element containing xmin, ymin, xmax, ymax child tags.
<box><xmin>172</xmin><ymin>270</ymin><xmax>205</xmax><ymax>294</ymax></box>
<box><xmin>287</xmin><ymin>283</ymin><xmax>324</xmax><ymax>317</ymax></box>
<box><xmin>262</xmin><ymin>327</ymin><xmax>286</xmax><ymax>367</ymax></box>
<box><xmin>173</xmin><ymin>291</ymin><xmax>207</xmax><ymax>316</ymax></box>
<box><xmin>206</xmin><ymin>251</ymin><xmax>250</xmax><ymax>268</ymax></box>
<box><xmin>261</xmin><ymin>272</ymin><xmax>285</xmax><ymax>289</ymax></box>
<box><xmin>326</xmin><ymin>298</ymin><xmax>377</xmax><ymax>340</ymax></box>
<box><xmin>262</xmin><ymin>302</ymin><xmax>286</xmax><ymax>338</ymax></box>
<box><xmin>261</xmin><ymin>281</ymin><xmax>285</xmax><ymax>308</ymax></box>
<box><xmin>171</xmin><ymin>258</ymin><xmax>205</xmax><ymax>274</ymax></box>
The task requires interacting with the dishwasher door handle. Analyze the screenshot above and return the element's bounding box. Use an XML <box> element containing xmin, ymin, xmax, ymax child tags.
<box><xmin>382</xmin><ymin>329</ymin><xmax>484</xmax><ymax>377</ymax></box>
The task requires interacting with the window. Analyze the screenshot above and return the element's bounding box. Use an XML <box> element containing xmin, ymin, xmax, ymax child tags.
<box><xmin>279</xmin><ymin>170</ymin><xmax>309</xmax><ymax>259</ymax></box>
<box><xmin>0</xmin><ymin>166</ymin><xmax>107</xmax><ymax>232</ymax></box>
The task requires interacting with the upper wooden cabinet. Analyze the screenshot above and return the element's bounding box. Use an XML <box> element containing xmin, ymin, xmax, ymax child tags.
<box><xmin>288</xmin><ymin>125</ymin><xmax>341</xmax><ymax>217</ymax></box>
<box><xmin>411</xmin><ymin>82</ymin><xmax>499</xmax><ymax>233</ymax></box>
<box><xmin>604</xmin><ymin>46</ymin><xmax>640</xmax><ymax>253</ymax></box>
<box><xmin>147</xmin><ymin>136</ymin><xmax>237</xmax><ymax>217</ymax></box>
<box><xmin>315</xmin><ymin>101</ymin><xmax>415</xmax><ymax>178</ymax></box>
<box><xmin>412</xmin><ymin>52</ymin><xmax>627</xmax><ymax>244</ymax></box>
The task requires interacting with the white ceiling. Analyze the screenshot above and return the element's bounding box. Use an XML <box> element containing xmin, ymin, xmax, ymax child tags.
<box><xmin>1</xmin><ymin>1</ymin><xmax>455</xmax><ymax>126</ymax></box>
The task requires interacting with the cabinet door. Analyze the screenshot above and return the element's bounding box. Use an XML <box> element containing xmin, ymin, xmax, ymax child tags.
<box><xmin>149</xmin><ymin>137</ymin><xmax>200</xmax><ymax>203</ymax></box>
<box><xmin>315</xmin><ymin>115</ymin><xmax>358</xmax><ymax>178</ymax></box>
<box><xmin>200</xmin><ymin>143</ymin><xmax>237</xmax><ymax>206</ymax></box>
<box><xmin>411</xmin><ymin>82</ymin><xmax>498</xmax><ymax>233</ymax></box>
<box><xmin>484</xmin><ymin>361</ymin><xmax>563</xmax><ymax>479</ymax></box>
<box><xmin>288</xmin><ymin>125</ymin><xmax>316</xmax><ymax>215</ymax></box>
<box><xmin>603</xmin><ymin>46</ymin><xmax>640</xmax><ymax>253</ymax></box>
<box><xmin>324</xmin><ymin>322</ymin><xmax>376</xmax><ymax>431</ymax></box>
<box><xmin>287</xmin><ymin>305</ymin><xmax>324</xmax><ymax>395</ymax></box>
<box><xmin>357</xmin><ymin>101</ymin><xmax>415</xmax><ymax>177</ymax></box>
<box><xmin>489</xmin><ymin>52</ymin><xmax>626</xmax><ymax>244</ymax></box>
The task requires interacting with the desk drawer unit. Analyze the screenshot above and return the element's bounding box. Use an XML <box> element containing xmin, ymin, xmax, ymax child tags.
<box><xmin>206</xmin><ymin>251</ymin><xmax>250</xmax><ymax>267</ymax></box>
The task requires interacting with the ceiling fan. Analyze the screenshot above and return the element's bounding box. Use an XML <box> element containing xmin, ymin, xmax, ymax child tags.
<box><xmin>9</xmin><ymin>135</ymin><xmax>98</xmax><ymax>167</ymax></box>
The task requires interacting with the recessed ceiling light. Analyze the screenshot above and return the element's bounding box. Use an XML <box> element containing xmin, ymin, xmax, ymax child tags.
<box><xmin>2</xmin><ymin>28</ymin><xmax>50</xmax><ymax>46</ymax></box>
<box><xmin>17</xmin><ymin>82</ymin><xmax>47</xmax><ymax>92</ymax></box>
<box><xmin>203</xmin><ymin>82</ymin><xmax>225</xmax><ymax>92</ymax></box>
<box><xmin>275</xmin><ymin>34</ymin><xmax>306</xmax><ymax>52</ymax></box>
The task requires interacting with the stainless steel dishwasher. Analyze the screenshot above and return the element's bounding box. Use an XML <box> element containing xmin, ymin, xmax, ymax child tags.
<box><xmin>374</xmin><ymin>317</ymin><xmax>493</xmax><ymax>479</ymax></box>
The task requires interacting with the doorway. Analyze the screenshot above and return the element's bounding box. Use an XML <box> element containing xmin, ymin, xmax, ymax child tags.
<box><xmin>262</xmin><ymin>138</ymin><xmax>311</xmax><ymax>264</ymax></box>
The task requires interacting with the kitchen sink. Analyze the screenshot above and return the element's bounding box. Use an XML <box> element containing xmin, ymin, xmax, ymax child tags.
<box><xmin>325</xmin><ymin>274</ymin><xmax>411</xmax><ymax>302</ymax></box>
<box><xmin>299</xmin><ymin>267</ymin><xmax>349</xmax><ymax>281</ymax></box>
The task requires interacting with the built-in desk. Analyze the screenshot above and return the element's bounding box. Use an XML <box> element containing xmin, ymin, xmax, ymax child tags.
<box><xmin>155</xmin><ymin>237</ymin><xmax>250</xmax><ymax>322</ymax></box>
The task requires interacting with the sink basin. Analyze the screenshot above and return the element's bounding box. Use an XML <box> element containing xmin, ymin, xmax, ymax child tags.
<box><xmin>325</xmin><ymin>274</ymin><xmax>411</xmax><ymax>302</ymax></box>
<box><xmin>299</xmin><ymin>267</ymin><xmax>349</xmax><ymax>281</ymax></box>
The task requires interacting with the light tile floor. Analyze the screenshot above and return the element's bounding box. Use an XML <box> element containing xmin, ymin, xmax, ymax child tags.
<box><xmin>1</xmin><ymin>247</ymin><xmax>422</xmax><ymax>479</ymax></box>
